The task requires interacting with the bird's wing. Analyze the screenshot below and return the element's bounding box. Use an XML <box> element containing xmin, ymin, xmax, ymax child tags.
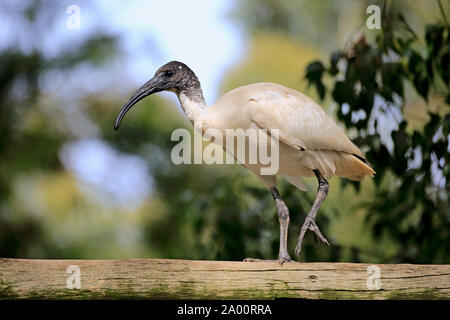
<box><xmin>247</xmin><ymin>83</ymin><xmax>364</xmax><ymax>157</ymax></box>
<box><xmin>282</xmin><ymin>175</ymin><xmax>308</xmax><ymax>191</ymax></box>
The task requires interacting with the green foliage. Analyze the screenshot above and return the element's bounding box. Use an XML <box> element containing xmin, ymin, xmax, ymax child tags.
<box><xmin>305</xmin><ymin>11</ymin><xmax>449</xmax><ymax>263</ymax></box>
<box><xmin>0</xmin><ymin>1</ymin><xmax>118</xmax><ymax>258</ymax></box>
<box><xmin>1</xmin><ymin>0</ymin><xmax>448</xmax><ymax>265</ymax></box>
<box><xmin>230</xmin><ymin>0</ymin><xmax>350</xmax><ymax>51</ymax></box>
<box><xmin>305</xmin><ymin>61</ymin><xmax>326</xmax><ymax>100</ymax></box>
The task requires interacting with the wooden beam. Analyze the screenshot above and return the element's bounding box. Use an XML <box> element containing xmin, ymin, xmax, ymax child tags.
<box><xmin>0</xmin><ymin>258</ymin><xmax>449</xmax><ymax>299</ymax></box>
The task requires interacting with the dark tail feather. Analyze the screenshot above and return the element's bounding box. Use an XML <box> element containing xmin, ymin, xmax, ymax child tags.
<box><xmin>352</xmin><ymin>154</ymin><xmax>375</xmax><ymax>172</ymax></box>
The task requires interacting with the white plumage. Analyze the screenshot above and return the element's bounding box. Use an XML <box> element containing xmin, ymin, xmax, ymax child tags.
<box><xmin>114</xmin><ymin>61</ymin><xmax>375</xmax><ymax>264</ymax></box>
<box><xmin>198</xmin><ymin>82</ymin><xmax>374</xmax><ymax>186</ymax></box>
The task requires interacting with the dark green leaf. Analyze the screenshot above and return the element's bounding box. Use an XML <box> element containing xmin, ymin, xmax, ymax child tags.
<box><xmin>305</xmin><ymin>61</ymin><xmax>327</xmax><ymax>100</ymax></box>
<box><xmin>440</xmin><ymin>52</ymin><xmax>449</xmax><ymax>85</ymax></box>
<box><xmin>425</xmin><ymin>24</ymin><xmax>444</xmax><ymax>56</ymax></box>
<box><xmin>329</xmin><ymin>51</ymin><xmax>342</xmax><ymax>75</ymax></box>
<box><xmin>332</xmin><ymin>81</ymin><xmax>355</xmax><ymax>105</ymax></box>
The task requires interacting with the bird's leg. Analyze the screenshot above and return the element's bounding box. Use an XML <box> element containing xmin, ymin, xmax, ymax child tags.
<box><xmin>244</xmin><ymin>187</ymin><xmax>292</xmax><ymax>265</ymax></box>
<box><xmin>271</xmin><ymin>187</ymin><xmax>292</xmax><ymax>263</ymax></box>
<box><xmin>295</xmin><ymin>169</ymin><xmax>330</xmax><ymax>257</ymax></box>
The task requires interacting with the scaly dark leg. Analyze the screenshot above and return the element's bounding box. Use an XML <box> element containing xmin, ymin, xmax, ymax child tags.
<box><xmin>244</xmin><ymin>187</ymin><xmax>292</xmax><ymax>265</ymax></box>
<box><xmin>295</xmin><ymin>169</ymin><xmax>330</xmax><ymax>257</ymax></box>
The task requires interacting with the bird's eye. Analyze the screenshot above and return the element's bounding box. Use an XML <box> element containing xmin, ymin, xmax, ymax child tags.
<box><xmin>164</xmin><ymin>70</ymin><xmax>174</xmax><ymax>77</ymax></box>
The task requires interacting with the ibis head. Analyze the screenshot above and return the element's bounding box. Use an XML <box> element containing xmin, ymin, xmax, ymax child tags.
<box><xmin>114</xmin><ymin>61</ymin><xmax>201</xmax><ymax>130</ymax></box>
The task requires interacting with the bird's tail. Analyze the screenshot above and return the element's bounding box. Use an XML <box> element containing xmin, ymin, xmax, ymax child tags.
<box><xmin>337</xmin><ymin>153</ymin><xmax>376</xmax><ymax>181</ymax></box>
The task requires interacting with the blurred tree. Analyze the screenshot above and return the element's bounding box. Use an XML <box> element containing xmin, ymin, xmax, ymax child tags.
<box><xmin>221</xmin><ymin>32</ymin><xmax>319</xmax><ymax>98</ymax></box>
<box><xmin>229</xmin><ymin>0</ymin><xmax>363</xmax><ymax>52</ymax></box>
<box><xmin>305</xmin><ymin>1</ymin><xmax>449</xmax><ymax>263</ymax></box>
<box><xmin>0</xmin><ymin>0</ymin><xmax>282</xmax><ymax>261</ymax></box>
<box><xmin>93</xmin><ymin>92</ymin><xmax>282</xmax><ymax>261</ymax></box>
<box><xmin>1</xmin><ymin>0</ymin><xmax>447</xmax><ymax>265</ymax></box>
<box><xmin>0</xmin><ymin>1</ymin><xmax>117</xmax><ymax>257</ymax></box>
<box><xmin>229</xmin><ymin>0</ymin><xmax>449</xmax><ymax>263</ymax></box>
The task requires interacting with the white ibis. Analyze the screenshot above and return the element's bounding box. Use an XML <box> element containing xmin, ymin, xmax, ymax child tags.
<box><xmin>114</xmin><ymin>61</ymin><xmax>375</xmax><ymax>264</ymax></box>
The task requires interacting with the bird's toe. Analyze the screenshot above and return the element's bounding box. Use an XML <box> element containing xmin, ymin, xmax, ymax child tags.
<box><xmin>277</xmin><ymin>256</ymin><xmax>293</xmax><ymax>266</ymax></box>
<box><xmin>295</xmin><ymin>217</ymin><xmax>330</xmax><ymax>257</ymax></box>
<box><xmin>308</xmin><ymin>220</ymin><xmax>330</xmax><ymax>245</ymax></box>
<box><xmin>295</xmin><ymin>243</ymin><xmax>302</xmax><ymax>257</ymax></box>
<box><xmin>243</xmin><ymin>258</ymin><xmax>262</xmax><ymax>262</ymax></box>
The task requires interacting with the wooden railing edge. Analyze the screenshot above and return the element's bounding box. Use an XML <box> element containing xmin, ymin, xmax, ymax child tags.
<box><xmin>1</xmin><ymin>258</ymin><xmax>449</xmax><ymax>300</ymax></box>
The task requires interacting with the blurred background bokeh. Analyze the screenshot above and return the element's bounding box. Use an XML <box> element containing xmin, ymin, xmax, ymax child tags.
<box><xmin>0</xmin><ymin>0</ymin><xmax>448</xmax><ymax>263</ymax></box>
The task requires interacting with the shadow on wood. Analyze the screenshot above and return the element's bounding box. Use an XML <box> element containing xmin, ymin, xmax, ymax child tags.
<box><xmin>0</xmin><ymin>258</ymin><xmax>449</xmax><ymax>299</ymax></box>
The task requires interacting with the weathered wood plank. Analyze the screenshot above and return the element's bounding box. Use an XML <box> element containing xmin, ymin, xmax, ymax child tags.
<box><xmin>0</xmin><ymin>258</ymin><xmax>449</xmax><ymax>299</ymax></box>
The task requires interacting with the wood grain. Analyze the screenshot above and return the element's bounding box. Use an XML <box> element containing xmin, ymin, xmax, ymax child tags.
<box><xmin>0</xmin><ymin>258</ymin><xmax>449</xmax><ymax>299</ymax></box>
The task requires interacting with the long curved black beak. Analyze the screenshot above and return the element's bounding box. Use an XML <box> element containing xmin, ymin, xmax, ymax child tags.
<box><xmin>114</xmin><ymin>75</ymin><xmax>163</xmax><ymax>131</ymax></box>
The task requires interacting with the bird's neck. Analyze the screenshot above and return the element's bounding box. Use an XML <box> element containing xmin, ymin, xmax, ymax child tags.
<box><xmin>177</xmin><ymin>90</ymin><xmax>207</xmax><ymax>124</ymax></box>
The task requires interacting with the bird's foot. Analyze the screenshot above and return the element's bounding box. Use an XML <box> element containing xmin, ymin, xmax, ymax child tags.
<box><xmin>244</xmin><ymin>253</ymin><xmax>293</xmax><ymax>266</ymax></box>
<box><xmin>277</xmin><ymin>254</ymin><xmax>293</xmax><ymax>266</ymax></box>
<box><xmin>295</xmin><ymin>216</ymin><xmax>330</xmax><ymax>257</ymax></box>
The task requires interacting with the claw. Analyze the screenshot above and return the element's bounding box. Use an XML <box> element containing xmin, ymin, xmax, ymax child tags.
<box><xmin>295</xmin><ymin>217</ymin><xmax>329</xmax><ymax>257</ymax></box>
<box><xmin>278</xmin><ymin>258</ymin><xmax>291</xmax><ymax>266</ymax></box>
<box><xmin>278</xmin><ymin>254</ymin><xmax>293</xmax><ymax>266</ymax></box>
<box><xmin>295</xmin><ymin>245</ymin><xmax>301</xmax><ymax>257</ymax></box>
